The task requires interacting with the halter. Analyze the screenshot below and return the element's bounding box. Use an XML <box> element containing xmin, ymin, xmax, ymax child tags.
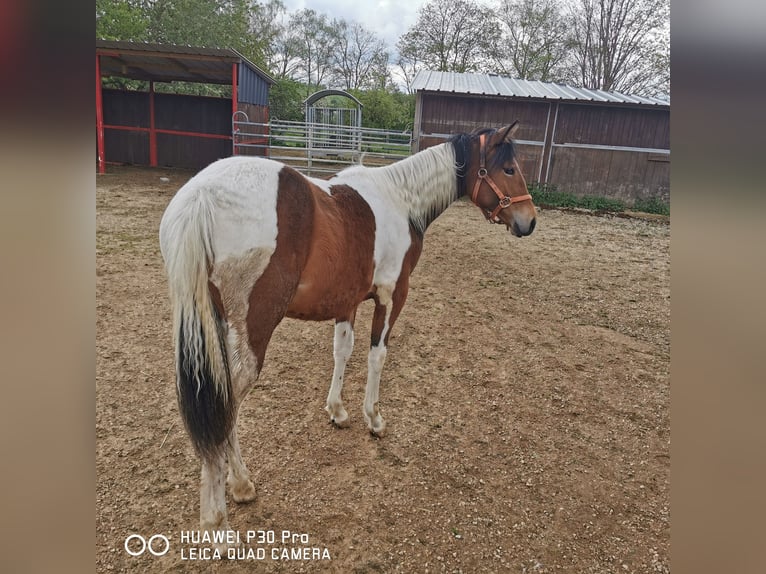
<box><xmin>470</xmin><ymin>133</ymin><xmax>533</xmax><ymax>223</ymax></box>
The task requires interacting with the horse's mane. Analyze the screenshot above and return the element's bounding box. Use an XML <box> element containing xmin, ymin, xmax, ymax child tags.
<box><xmin>450</xmin><ymin>128</ymin><xmax>516</xmax><ymax>198</ymax></box>
<box><xmin>334</xmin><ymin>144</ymin><xmax>457</xmax><ymax>236</ymax></box>
<box><xmin>332</xmin><ymin>127</ymin><xmax>516</xmax><ymax>236</ymax></box>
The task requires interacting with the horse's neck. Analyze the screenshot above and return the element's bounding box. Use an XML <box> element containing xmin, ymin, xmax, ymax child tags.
<box><xmin>377</xmin><ymin>143</ymin><xmax>459</xmax><ymax>234</ymax></box>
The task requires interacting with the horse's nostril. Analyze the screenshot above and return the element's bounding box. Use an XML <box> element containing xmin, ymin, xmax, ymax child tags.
<box><xmin>527</xmin><ymin>218</ymin><xmax>536</xmax><ymax>235</ymax></box>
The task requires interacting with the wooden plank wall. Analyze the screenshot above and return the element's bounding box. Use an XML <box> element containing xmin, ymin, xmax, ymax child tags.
<box><xmin>554</xmin><ymin>103</ymin><xmax>669</xmax><ymax>148</ymax></box>
<box><xmin>416</xmin><ymin>93</ymin><xmax>548</xmax><ymax>187</ymax></box>
<box><xmin>102</xmin><ymin>89</ymin><xmax>271</xmax><ymax>169</ymax></box>
<box><xmin>418</xmin><ymin>93</ymin><xmax>549</xmax><ymax>142</ymax></box>
<box><xmin>548</xmin><ymin>148</ymin><xmax>669</xmax><ymax>202</ymax></box>
<box><xmin>415</xmin><ymin>93</ymin><xmax>670</xmax><ymax>203</ymax></box>
<box><xmin>549</xmin><ymin>103</ymin><xmax>669</xmax><ymax>201</ymax></box>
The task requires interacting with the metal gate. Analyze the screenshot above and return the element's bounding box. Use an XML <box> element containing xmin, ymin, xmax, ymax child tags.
<box><xmin>233</xmin><ymin>112</ymin><xmax>412</xmax><ymax>176</ymax></box>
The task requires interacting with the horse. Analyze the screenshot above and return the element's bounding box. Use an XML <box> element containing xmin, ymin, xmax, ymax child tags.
<box><xmin>159</xmin><ymin>122</ymin><xmax>537</xmax><ymax>540</ymax></box>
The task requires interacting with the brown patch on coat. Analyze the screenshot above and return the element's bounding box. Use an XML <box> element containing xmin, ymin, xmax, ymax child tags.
<box><xmin>242</xmin><ymin>169</ymin><xmax>378</xmax><ymax>369</ymax></box>
<box><xmin>244</xmin><ymin>167</ymin><xmax>314</xmax><ymax>368</ymax></box>
<box><xmin>286</xmin><ymin>183</ymin><xmax>376</xmax><ymax>322</ymax></box>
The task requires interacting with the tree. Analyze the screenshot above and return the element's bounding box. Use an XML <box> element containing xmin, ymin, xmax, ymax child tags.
<box><xmin>352</xmin><ymin>89</ymin><xmax>415</xmax><ymax>131</ymax></box>
<box><xmin>250</xmin><ymin>0</ymin><xmax>302</xmax><ymax>80</ymax></box>
<box><xmin>493</xmin><ymin>0</ymin><xmax>570</xmax><ymax>82</ymax></box>
<box><xmin>289</xmin><ymin>9</ymin><xmax>340</xmax><ymax>95</ymax></box>
<box><xmin>565</xmin><ymin>0</ymin><xmax>670</xmax><ymax>96</ymax></box>
<box><xmin>147</xmin><ymin>0</ymin><xmax>250</xmax><ymax>49</ymax></box>
<box><xmin>394</xmin><ymin>36</ymin><xmax>424</xmax><ymax>94</ymax></box>
<box><xmin>96</xmin><ymin>0</ymin><xmax>149</xmax><ymax>41</ymax></box>
<box><xmin>333</xmin><ymin>21</ymin><xmax>390</xmax><ymax>91</ymax></box>
<box><xmin>396</xmin><ymin>0</ymin><xmax>499</xmax><ymax>75</ymax></box>
<box><xmin>269</xmin><ymin>77</ymin><xmax>305</xmax><ymax>121</ymax></box>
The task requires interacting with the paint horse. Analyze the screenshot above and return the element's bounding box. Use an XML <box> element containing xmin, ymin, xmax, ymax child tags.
<box><xmin>159</xmin><ymin>123</ymin><xmax>537</xmax><ymax>539</ymax></box>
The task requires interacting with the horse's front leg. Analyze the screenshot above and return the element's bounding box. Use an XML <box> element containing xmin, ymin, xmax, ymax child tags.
<box><xmin>326</xmin><ymin>316</ymin><xmax>356</xmax><ymax>428</ymax></box>
<box><xmin>364</xmin><ymin>335</ymin><xmax>388</xmax><ymax>436</ymax></box>
<box><xmin>364</xmin><ymin>283</ymin><xmax>408</xmax><ymax>437</ymax></box>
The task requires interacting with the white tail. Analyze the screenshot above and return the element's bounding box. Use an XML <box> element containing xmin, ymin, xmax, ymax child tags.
<box><xmin>159</xmin><ymin>188</ymin><xmax>233</xmax><ymax>459</ymax></box>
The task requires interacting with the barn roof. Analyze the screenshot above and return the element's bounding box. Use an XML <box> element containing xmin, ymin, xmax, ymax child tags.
<box><xmin>411</xmin><ymin>70</ymin><xmax>669</xmax><ymax>107</ymax></box>
<box><xmin>96</xmin><ymin>40</ymin><xmax>274</xmax><ymax>86</ymax></box>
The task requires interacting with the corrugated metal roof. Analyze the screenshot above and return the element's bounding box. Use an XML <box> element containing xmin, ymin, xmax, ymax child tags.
<box><xmin>96</xmin><ymin>40</ymin><xmax>274</xmax><ymax>86</ymax></box>
<box><xmin>411</xmin><ymin>70</ymin><xmax>669</xmax><ymax>107</ymax></box>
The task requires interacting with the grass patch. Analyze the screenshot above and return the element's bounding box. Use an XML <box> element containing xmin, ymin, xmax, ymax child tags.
<box><xmin>528</xmin><ymin>183</ymin><xmax>669</xmax><ymax>215</ymax></box>
<box><xmin>632</xmin><ymin>197</ymin><xmax>670</xmax><ymax>216</ymax></box>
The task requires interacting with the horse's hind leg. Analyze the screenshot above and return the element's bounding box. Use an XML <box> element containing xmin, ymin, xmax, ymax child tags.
<box><xmin>200</xmin><ymin>450</ymin><xmax>229</xmax><ymax>538</ymax></box>
<box><xmin>226</xmin><ymin>412</ymin><xmax>256</xmax><ymax>502</ymax></box>
<box><xmin>219</xmin><ymin>320</ymin><xmax>261</xmax><ymax>504</ymax></box>
<box><xmin>326</xmin><ymin>315</ymin><xmax>356</xmax><ymax>428</ymax></box>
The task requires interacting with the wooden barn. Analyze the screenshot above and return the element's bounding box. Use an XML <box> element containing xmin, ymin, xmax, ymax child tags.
<box><xmin>411</xmin><ymin>71</ymin><xmax>670</xmax><ymax>203</ymax></box>
<box><xmin>96</xmin><ymin>40</ymin><xmax>273</xmax><ymax>173</ymax></box>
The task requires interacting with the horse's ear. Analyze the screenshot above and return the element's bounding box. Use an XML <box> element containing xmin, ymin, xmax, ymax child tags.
<box><xmin>499</xmin><ymin>121</ymin><xmax>520</xmax><ymax>142</ymax></box>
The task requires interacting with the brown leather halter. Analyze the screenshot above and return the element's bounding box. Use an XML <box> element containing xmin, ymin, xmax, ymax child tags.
<box><xmin>470</xmin><ymin>133</ymin><xmax>533</xmax><ymax>223</ymax></box>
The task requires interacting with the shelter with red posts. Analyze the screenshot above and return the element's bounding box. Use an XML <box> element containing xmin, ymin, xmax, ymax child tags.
<box><xmin>96</xmin><ymin>40</ymin><xmax>273</xmax><ymax>173</ymax></box>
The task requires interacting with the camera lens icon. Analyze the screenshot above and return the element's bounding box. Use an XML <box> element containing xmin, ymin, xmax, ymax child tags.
<box><xmin>124</xmin><ymin>534</ymin><xmax>170</xmax><ymax>556</ymax></box>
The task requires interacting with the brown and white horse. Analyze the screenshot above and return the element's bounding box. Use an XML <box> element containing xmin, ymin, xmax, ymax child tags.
<box><xmin>159</xmin><ymin>123</ymin><xmax>536</xmax><ymax>539</ymax></box>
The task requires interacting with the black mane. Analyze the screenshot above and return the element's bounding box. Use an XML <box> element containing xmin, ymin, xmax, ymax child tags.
<box><xmin>449</xmin><ymin>128</ymin><xmax>517</xmax><ymax>198</ymax></box>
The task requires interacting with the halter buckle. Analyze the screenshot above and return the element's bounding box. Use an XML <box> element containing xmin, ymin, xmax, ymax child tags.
<box><xmin>477</xmin><ymin>167</ymin><xmax>488</xmax><ymax>178</ymax></box>
<box><xmin>498</xmin><ymin>196</ymin><xmax>512</xmax><ymax>208</ymax></box>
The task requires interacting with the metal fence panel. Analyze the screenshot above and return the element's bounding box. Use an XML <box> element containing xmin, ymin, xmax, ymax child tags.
<box><xmin>233</xmin><ymin>115</ymin><xmax>412</xmax><ymax>176</ymax></box>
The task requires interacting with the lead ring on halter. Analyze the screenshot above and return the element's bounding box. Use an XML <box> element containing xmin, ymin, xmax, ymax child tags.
<box><xmin>471</xmin><ymin>133</ymin><xmax>532</xmax><ymax>223</ymax></box>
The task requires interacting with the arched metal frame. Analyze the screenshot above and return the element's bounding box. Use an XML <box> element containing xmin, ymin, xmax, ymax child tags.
<box><xmin>303</xmin><ymin>89</ymin><xmax>363</xmax><ymax>171</ymax></box>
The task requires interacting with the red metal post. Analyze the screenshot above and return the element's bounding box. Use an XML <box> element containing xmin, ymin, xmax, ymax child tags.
<box><xmin>95</xmin><ymin>55</ymin><xmax>105</xmax><ymax>174</ymax></box>
<box><xmin>231</xmin><ymin>63</ymin><xmax>238</xmax><ymax>156</ymax></box>
<box><xmin>149</xmin><ymin>81</ymin><xmax>157</xmax><ymax>167</ymax></box>
<box><xmin>232</xmin><ymin>63</ymin><xmax>238</xmax><ymax>115</ymax></box>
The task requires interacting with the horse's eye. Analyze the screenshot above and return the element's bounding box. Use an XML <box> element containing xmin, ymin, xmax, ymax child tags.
<box><xmin>504</xmin><ymin>167</ymin><xmax>515</xmax><ymax>176</ymax></box>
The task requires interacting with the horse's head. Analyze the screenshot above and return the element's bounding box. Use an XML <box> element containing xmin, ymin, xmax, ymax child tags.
<box><xmin>461</xmin><ymin>122</ymin><xmax>537</xmax><ymax>237</ymax></box>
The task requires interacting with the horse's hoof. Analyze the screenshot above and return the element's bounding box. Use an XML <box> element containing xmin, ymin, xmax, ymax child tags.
<box><xmin>230</xmin><ymin>479</ymin><xmax>257</xmax><ymax>503</ymax></box>
<box><xmin>327</xmin><ymin>405</ymin><xmax>350</xmax><ymax>428</ymax></box>
<box><xmin>368</xmin><ymin>418</ymin><xmax>386</xmax><ymax>438</ymax></box>
<box><xmin>331</xmin><ymin>414</ymin><xmax>351</xmax><ymax>429</ymax></box>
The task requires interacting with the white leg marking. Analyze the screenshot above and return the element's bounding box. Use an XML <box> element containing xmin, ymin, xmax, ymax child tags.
<box><xmin>326</xmin><ymin>321</ymin><xmax>354</xmax><ymax>427</ymax></box>
<box><xmin>365</xmin><ymin>288</ymin><xmax>393</xmax><ymax>436</ymax></box>
<box><xmin>226</xmin><ymin>423</ymin><xmax>256</xmax><ymax>503</ymax></box>
<box><xmin>364</xmin><ymin>343</ymin><xmax>388</xmax><ymax>436</ymax></box>
<box><xmin>200</xmin><ymin>451</ymin><xmax>236</xmax><ymax>551</ymax></box>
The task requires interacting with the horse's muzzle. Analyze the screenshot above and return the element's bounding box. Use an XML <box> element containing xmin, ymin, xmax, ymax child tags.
<box><xmin>509</xmin><ymin>217</ymin><xmax>536</xmax><ymax>237</ymax></box>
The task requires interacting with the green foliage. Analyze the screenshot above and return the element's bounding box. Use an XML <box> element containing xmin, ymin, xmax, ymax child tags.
<box><xmin>528</xmin><ymin>183</ymin><xmax>669</xmax><ymax>215</ymax></box>
<box><xmin>147</xmin><ymin>0</ymin><xmax>243</xmax><ymax>48</ymax></box>
<box><xmin>269</xmin><ymin>78</ymin><xmax>305</xmax><ymax>122</ymax></box>
<box><xmin>97</xmin><ymin>0</ymin><xmax>269</xmax><ymax>70</ymax></box>
<box><xmin>96</xmin><ymin>0</ymin><xmax>149</xmax><ymax>41</ymax></box>
<box><xmin>397</xmin><ymin>0</ymin><xmax>499</xmax><ymax>73</ymax></box>
<box><xmin>528</xmin><ymin>183</ymin><xmax>625</xmax><ymax>212</ymax></box>
<box><xmin>632</xmin><ymin>197</ymin><xmax>670</xmax><ymax>215</ymax></box>
<box><xmin>351</xmin><ymin>90</ymin><xmax>415</xmax><ymax>131</ymax></box>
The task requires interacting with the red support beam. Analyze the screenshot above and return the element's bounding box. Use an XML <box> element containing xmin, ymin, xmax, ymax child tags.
<box><xmin>103</xmin><ymin>124</ymin><xmax>232</xmax><ymax>140</ymax></box>
<box><xmin>149</xmin><ymin>81</ymin><xmax>157</xmax><ymax>167</ymax></box>
<box><xmin>231</xmin><ymin>63</ymin><xmax>238</xmax><ymax>155</ymax></box>
<box><xmin>95</xmin><ymin>55</ymin><xmax>105</xmax><ymax>174</ymax></box>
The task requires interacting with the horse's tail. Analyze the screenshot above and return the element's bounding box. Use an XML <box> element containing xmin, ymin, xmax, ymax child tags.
<box><xmin>159</xmin><ymin>190</ymin><xmax>233</xmax><ymax>461</ymax></box>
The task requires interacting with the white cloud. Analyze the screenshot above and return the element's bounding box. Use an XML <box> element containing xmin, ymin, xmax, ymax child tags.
<box><xmin>281</xmin><ymin>0</ymin><xmax>427</xmax><ymax>54</ymax></box>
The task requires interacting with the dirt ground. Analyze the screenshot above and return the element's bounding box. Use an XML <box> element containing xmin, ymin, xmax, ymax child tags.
<box><xmin>96</xmin><ymin>166</ymin><xmax>669</xmax><ymax>573</ymax></box>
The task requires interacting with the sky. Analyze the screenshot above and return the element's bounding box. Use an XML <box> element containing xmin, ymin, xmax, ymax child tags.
<box><xmin>280</xmin><ymin>0</ymin><xmax>430</xmax><ymax>54</ymax></box>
